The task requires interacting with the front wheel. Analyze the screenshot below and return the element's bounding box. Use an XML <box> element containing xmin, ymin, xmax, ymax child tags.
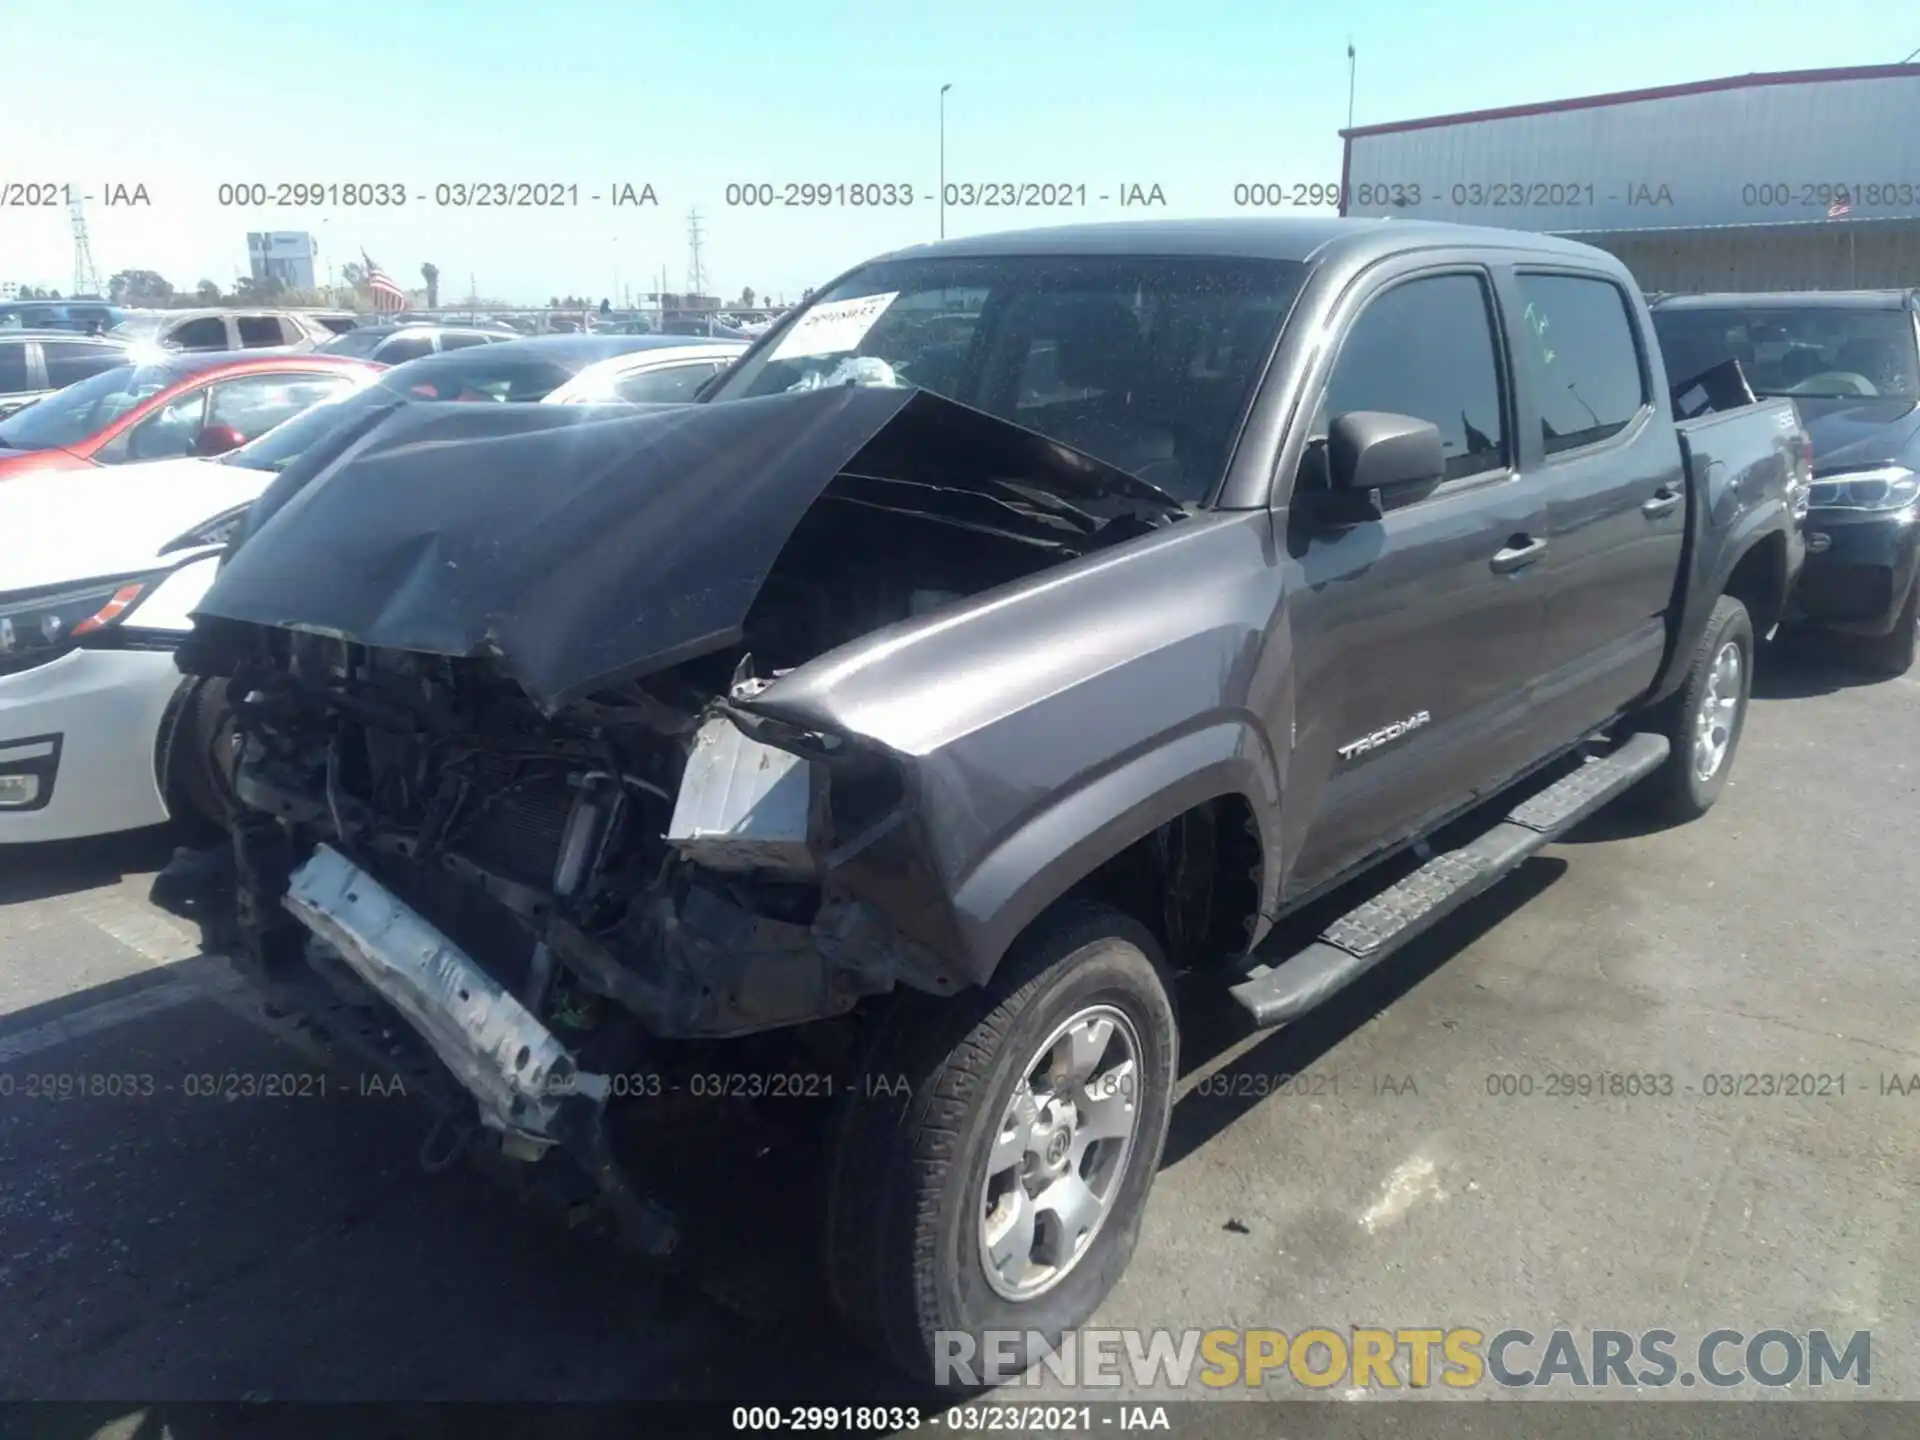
<box><xmin>821</xmin><ymin>901</ymin><xmax>1177</xmax><ymax>1387</ymax></box>
<box><xmin>1638</xmin><ymin>593</ymin><xmax>1753</xmax><ymax>823</ymax></box>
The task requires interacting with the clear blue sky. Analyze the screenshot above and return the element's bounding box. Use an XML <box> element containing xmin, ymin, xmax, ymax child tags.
<box><xmin>0</xmin><ymin>0</ymin><xmax>1911</xmax><ymax>305</ymax></box>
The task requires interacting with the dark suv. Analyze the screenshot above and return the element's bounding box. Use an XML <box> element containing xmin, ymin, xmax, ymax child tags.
<box><xmin>0</xmin><ymin>300</ymin><xmax>129</xmax><ymax>336</ymax></box>
<box><xmin>1652</xmin><ymin>290</ymin><xmax>1920</xmax><ymax>673</ymax></box>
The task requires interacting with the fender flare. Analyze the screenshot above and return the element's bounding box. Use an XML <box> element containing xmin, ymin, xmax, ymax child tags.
<box><xmin>948</xmin><ymin>718</ymin><xmax>1282</xmax><ymax>986</ymax></box>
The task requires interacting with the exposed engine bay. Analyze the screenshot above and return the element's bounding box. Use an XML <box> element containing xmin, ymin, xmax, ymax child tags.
<box><xmin>166</xmin><ymin>386</ymin><xmax>1187</xmax><ymax>1195</ymax></box>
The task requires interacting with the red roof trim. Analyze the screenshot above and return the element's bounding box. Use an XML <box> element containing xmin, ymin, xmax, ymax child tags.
<box><xmin>1341</xmin><ymin>63</ymin><xmax>1920</xmax><ymax>140</ymax></box>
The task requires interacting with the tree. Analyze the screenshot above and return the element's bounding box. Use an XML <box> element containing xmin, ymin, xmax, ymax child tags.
<box><xmin>737</xmin><ymin>286</ymin><xmax>756</xmax><ymax>308</ymax></box>
<box><xmin>108</xmin><ymin>269</ymin><xmax>174</xmax><ymax>305</ymax></box>
<box><xmin>421</xmin><ymin>262</ymin><xmax>440</xmax><ymax>309</ymax></box>
<box><xmin>195</xmin><ymin>279</ymin><xmax>222</xmax><ymax>303</ymax></box>
<box><xmin>233</xmin><ymin>274</ymin><xmax>286</xmax><ymax>303</ymax></box>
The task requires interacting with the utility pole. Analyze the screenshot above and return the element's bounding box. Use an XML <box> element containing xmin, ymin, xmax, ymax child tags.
<box><xmin>939</xmin><ymin>83</ymin><xmax>953</xmax><ymax>239</ymax></box>
<box><xmin>687</xmin><ymin>209</ymin><xmax>707</xmax><ymax>302</ymax></box>
<box><xmin>1346</xmin><ymin>42</ymin><xmax>1357</xmax><ymax>131</ymax></box>
<box><xmin>69</xmin><ymin>189</ymin><xmax>101</xmax><ymax>298</ymax></box>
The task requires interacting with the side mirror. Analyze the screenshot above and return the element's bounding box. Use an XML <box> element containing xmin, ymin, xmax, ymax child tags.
<box><xmin>194</xmin><ymin>423</ymin><xmax>246</xmax><ymax>457</ymax></box>
<box><xmin>1329</xmin><ymin>411</ymin><xmax>1446</xmax><ymax>493</ymax></box>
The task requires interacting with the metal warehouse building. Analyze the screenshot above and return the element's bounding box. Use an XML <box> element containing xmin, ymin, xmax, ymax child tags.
<box><xmin>1340</xmin><ymin>64</ymin><xmax>1920</xmax><ymax>292</ymax></box>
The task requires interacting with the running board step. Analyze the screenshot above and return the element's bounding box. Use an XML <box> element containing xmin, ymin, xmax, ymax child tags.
<box><xmin>1229</xmin><ymin>732</ymin><xmax>1670</xmax><ymax>1028</ymax></box>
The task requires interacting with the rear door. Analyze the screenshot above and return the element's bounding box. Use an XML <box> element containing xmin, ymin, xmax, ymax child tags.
<box><xmin>42</xmin><ymin>340</ymin><xmax>127</xmax><ymax>390</ymax></box>
<box><xmin>1499</xmin><ymin>267</ymin><xmax>1686</xmax><ymax>749</ymax></box>
<box><xmin>1279</xmin><ymin>263</ymin><xmax>1551</xmax><ymax>898</ymax></box>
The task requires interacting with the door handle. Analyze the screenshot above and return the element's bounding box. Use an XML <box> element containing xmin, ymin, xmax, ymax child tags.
<box><xmin>1641</xmin><ymin>487</ymin><xmax>1682</xmax><ymax>519</ymax></box>
<box><xmin>1490</xmin><ymin>535</ymin><xmax>1549</xmax><ymax>574</ymax></box>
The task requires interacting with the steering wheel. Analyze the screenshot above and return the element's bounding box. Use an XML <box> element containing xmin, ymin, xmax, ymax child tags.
<box><xmin>1786</xmin><ymin>372</ymin><xmax>1878</xmax><ymax>397</ymax></box>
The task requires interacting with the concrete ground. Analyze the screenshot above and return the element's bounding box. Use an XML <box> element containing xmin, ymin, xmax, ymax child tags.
<box><xmin>2</xmin><ymin>640</ymin><xmax>1917</xmax><ymax>1417</ymax></box>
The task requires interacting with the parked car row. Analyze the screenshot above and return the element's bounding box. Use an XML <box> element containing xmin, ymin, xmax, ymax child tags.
<box><xmin>0</xmin><ymin>332</ymin><xmax>747</xmax><ymax>841</ymax></box>
<box><xmin>3</xmin><ymin>216</ymin><xmax>1913</xmax><ymax>1390</ymax></box>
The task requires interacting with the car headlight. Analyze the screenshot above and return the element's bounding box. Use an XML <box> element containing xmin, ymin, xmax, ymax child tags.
<box><xmin>1806</xmin><ymin>465</ymin><xmax>1920</xmax><ymax>512</ymax></box>
<box><xmin>0</xmin><ymin>575</ymin><xmax>156</xmax><ymax>676</ymax></box>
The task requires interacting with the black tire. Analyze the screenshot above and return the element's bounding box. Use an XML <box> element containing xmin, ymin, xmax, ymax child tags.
<box><xmin>1856</xmin><ymin>578</ymin><xmax>1918</xmax><ymax>678</ymax></box>
<box><xmin>1638</xmin><ymin>593</ymin><xmax>1754</xmax><ymax>823</ymax></box>
<box><xmin>159</xmin><ymin>677</ymin><xmax>237</xmax><ymax>835</ymax></box>
<box><xmin>821</xmin><ymin>901</ymin><xmax>1177</xmax><ymax>1387</ymax></box>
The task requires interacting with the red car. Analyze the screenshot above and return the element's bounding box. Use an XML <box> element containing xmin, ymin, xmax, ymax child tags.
<box><xmin>0</xmin><ymin>351</ymin><xmax>383</xmax><ymax>479</ymax></box>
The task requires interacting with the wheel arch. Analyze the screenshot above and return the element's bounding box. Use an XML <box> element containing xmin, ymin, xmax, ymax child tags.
<box><xmin>950</xmin><ymin>720</ymin><xmax>1280</xmax><ymax>987</ymax></box>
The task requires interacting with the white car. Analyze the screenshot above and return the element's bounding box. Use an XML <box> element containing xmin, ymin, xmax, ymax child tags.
<box><xmin>0</xmin><ymin>459</ymin><xmax>267</xmax><ymax>840</ymax></box>
<box><xmin>0</xmin><ymin>339</ymin><xmax>746</xmax><ymax>843</ymax></box>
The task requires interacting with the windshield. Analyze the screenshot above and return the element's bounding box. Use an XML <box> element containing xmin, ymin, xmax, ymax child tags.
<box><xmin>108</xmin><ymin>314</ymin><xmax>171</xmax><ymax>341</ymax></box>
<box><xmin>1652</xmin><ymin>306</ymin><xmax>1920</xmax><ymax>400</ymax></box>
<box><xmin>217</xmin><ymin>351</ymin><xmax>579</xmax><ymax>471</ymax></box>
<box><xmin>710</xmin><ymin>254</ymin><xmax>1307</xmax><ymax>505</ymax></box>
<box><xmin>0</xmin><ymin>362</ymin><xmax>178</xmax><ymax>450</ymax></box>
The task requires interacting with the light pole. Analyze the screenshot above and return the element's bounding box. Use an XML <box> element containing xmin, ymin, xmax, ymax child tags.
<box><xmin>939</xmin><ymin>83</ymin><xmax>953</xmax><ymax>239</ymax></box>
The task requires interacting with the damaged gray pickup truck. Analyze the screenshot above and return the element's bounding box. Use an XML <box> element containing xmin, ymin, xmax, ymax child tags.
<box><xmin>155</xmin><ymin>218</ymin><xmax>1807</xmax><ymax>1384</ymax></box>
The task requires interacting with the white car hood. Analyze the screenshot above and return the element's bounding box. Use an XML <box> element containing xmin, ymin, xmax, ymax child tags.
<box><xmin>0</xmin><ymin>457</ymin><xmax>274</xmax><ymax>594</ymax></box>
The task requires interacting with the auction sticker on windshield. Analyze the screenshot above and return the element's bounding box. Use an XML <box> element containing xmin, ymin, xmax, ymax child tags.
<box><xmin>770</xmin><ymin>292</ymin><xmax>899</xmax><ymax>361</ymax></box>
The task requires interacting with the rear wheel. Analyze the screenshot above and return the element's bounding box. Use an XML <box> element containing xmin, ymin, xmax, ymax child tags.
<box><xmin>1856</xmin><ymin>578</ymin><xmax>1918</xmax><ymax>678</ymax></box>
<box><xmin>821</xmin><ymin>901</ymin><xmax>1177</xmax><ymax>1387</ymax></box>
<box><xmin>1638</xmin><ymin>594</ymin><xmax>1753</xmax><ymax>823</ymax></box>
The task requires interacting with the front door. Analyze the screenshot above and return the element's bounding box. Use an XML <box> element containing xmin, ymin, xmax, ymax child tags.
<box><xmin>1279</xmin><ymin>267</ymin><xmax>1552</xmax><ymax>900</ymax></box>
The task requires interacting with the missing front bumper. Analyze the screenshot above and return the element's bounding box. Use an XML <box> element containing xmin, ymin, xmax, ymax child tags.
<box><xmin>282</xmin><ymin>843</ymin><xmax>606</xmax><ymax>1156</ymax></box>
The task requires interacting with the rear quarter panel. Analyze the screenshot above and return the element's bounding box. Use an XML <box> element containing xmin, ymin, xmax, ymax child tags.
<box><xmin>1650</xmin><ymin>399</ymin><xmax>1807</xmax><ymax>702</ymax></box>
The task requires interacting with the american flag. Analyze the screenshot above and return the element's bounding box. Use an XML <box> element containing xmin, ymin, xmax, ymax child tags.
<box><xmin>1829</xmin><ymin>197</ymin><xmax>1851</xmax><ymax>219</ymax></box>
<box><xmin>363</xmin><ymin>251</ymin><xmax>410</xmax><ymax>312</ymax></box>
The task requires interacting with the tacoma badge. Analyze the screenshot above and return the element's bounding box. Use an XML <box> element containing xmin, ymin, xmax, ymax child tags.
<box><xmin>1338</xmin><ymin>710</ymin><xmax>1431</xmax><ymax>760</ymax></box>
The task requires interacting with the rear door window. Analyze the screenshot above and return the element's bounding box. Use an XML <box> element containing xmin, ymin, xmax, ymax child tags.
<box><xmin>1514</xmin><ymin>273</ymin><xmax>1648</xmax><ymax>455</ymax></box>
<box><xmin>0</xmin><ymin>345</ymin><xmax>29</xmax><ymax>392</ymax></box>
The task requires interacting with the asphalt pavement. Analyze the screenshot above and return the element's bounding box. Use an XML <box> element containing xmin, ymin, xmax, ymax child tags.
<box><xmin>3</xmin><ymin>639</ymin><xmax>1918</xmax><ymax>1413</ymax></box>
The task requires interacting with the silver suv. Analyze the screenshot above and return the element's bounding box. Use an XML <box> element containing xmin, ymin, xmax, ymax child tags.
<box><xmin>108</xmin><ymin>309</ymin><xmax>334</xmax><ymax>354</ymax></box>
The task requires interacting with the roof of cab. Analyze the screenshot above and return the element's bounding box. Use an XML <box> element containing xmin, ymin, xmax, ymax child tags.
<box><xmin>878</xmin><ymin>216</ymin><xmax>1618</xmax><ymax>268</ymax></box>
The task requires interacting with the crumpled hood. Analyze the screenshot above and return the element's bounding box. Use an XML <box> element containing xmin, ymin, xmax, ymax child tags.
<box><xmin>0</xmin><ymin>456</ymin><xmax>273</xmax><ymax>595</ymax></box>
<box><xmin>1796</xmin><ymin>397</ymin><xmax>1920</xmax><ymax>473</ymax></box>
<box><xmin>193</xmin><ymin>384</ymin><xmax>1177</xmax><ymax>709</ymax></box>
